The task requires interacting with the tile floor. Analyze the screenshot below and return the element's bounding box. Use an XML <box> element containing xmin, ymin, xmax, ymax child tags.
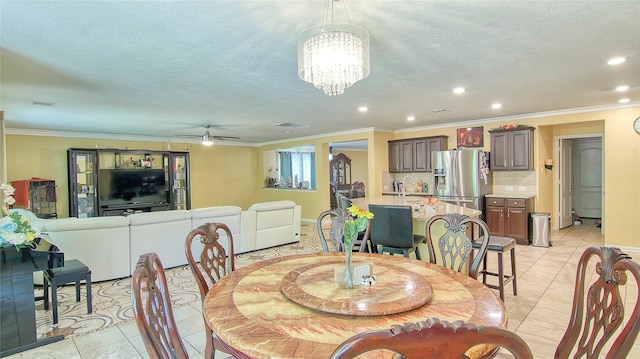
<box><xmin>4</xmin><ymin>218</ymin><xmax>639</xmax><ymax>359</ymax></box>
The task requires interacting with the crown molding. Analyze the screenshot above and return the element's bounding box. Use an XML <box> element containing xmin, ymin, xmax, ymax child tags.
<box><xmin>5</xmin><ymin>103</ymin><xmax>638</xmax><ymax>147</ymax></box>
<box><xmin>395</xmin><ymin>102</ymin><xmax>640</xmax><ymax>134</ymax></box>
<box><xmin>4</xmin><ymin>128</ymin><xmax>257</xmax><ymax>147</ymax></box>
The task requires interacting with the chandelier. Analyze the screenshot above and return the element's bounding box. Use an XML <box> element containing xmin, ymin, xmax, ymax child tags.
<box><xmin>297</xmin><ymin>0</ymin><xmax>370</xmax><ymax>96</ymax></box>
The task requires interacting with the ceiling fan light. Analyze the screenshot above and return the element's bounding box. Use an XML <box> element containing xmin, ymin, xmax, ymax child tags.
<box><xmin>202</xmin><ymin>130</ymin><xmax>214</xmax><ymax>145</ymax></box>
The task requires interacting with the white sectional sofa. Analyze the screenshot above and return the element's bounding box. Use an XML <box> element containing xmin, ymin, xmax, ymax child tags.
<box><xmin>127</xmin><ymin>210</ymin><xmax>193</xmax><ymax>274</ymax></box>
<box><xmin>31</xmin><ymin>201</ymin><xmax>301</xmax><ymax>282</ymax></box>
<box><xmin>246</xmin><ymin>201</ymin><xmax>302</xmax><ymax>250</ymax></box>
<box><xmin>42</xmin><ymin>216</ymin><xmax>131</xmax><ymax>282</ymax></box>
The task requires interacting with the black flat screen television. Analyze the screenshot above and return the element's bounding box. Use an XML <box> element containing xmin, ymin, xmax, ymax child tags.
<box><xmin>99</xmin><ymin>168</ymin><xmax>168</xmax><ymax>206</ymax></box>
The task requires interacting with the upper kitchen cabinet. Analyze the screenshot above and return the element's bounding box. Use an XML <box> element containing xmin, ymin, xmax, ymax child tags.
<box><xmin>424</xmin><ymin>136</ymin><xmax>448</xmax><ymax>172</ymax></box>
<box><xmin>489</xmin><ymin>127</ymin><xmax>535</xmax><ymax>171</ymax></box>
<box><xmin>389</xmin><ymin>136</ymin><xmax>448</xmax><ymax>173</ymax></box>
<box><xmin>388</xmin><ymin>140</ymin><xmax>413</xmax><ymax>173</ymax></box>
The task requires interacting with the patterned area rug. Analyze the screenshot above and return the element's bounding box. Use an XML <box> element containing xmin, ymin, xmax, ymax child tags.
<box><xmin>35</xmin><ymin>222</ymin><xmax>323</xmax><ymax>339</ymax></box>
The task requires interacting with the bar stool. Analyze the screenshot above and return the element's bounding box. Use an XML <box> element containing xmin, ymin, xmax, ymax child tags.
<box><xmin>472</xmin><ymin>236</ymin><xmax>517</xmax><ymax>301</ymax></box>
<box><xmin>43</xmin><ymin>259</ymin><xmax>92</xmax><ymax>324</ymax></box>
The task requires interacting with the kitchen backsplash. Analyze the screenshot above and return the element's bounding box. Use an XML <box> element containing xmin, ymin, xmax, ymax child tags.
<box><xmin>381</xmin><ymin>170</ymin><xmax>536</xmax><ymax>196</ymax></box>
<box><xmin>381</xmin><ymin>171</ymin><xmax>434</xmax><ymax>194</ymax></box>
<box><xmin>493</xmin><ymin>171</ymin><xmax>537</xmax><ymax>195</ymax></box>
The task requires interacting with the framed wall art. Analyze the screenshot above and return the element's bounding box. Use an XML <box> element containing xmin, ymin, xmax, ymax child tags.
<box><xmin>457</xmin><ymin>126</ymin><xmax>484</xmax><ymax>148</ymax></box>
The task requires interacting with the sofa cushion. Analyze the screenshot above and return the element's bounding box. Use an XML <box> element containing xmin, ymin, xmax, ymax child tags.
<box><xmin>44</xmin><ymin>216</ymin><xmax>129</xmax><ymax>231</ymax></box>
<box><xmin>248</xmin><ymin>200</ymin><xmax>296</xmax><ymax>212</ymax></box>
<box><xmin>42</xmin><ymin>216</ymin><xmax>130</xmax><ymax>282</ymax></box>
<box><xmin>128</xmin><ymin>210</ymin><xmax>191</xmax><ymax>225</ymax></box>
<box><xmin>191</xmin><ymin>206</ymin><xmax>242</xmax><ymax>219</ymax></box>
<box><xmin>128</xmin><ymin>210</ymin><xmax>192</xmax><ymax>273</ymax></box>
<box><xmin>190</xmin><ymin>206</ymin><xmax>242</xmax><ymax>255</ymax></box>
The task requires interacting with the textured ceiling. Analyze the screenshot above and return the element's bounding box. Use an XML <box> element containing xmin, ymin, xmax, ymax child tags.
<box><xmin>1</xmin><ymin>1</ymin><xmax>639</xmax><ymax>145</ymax></box>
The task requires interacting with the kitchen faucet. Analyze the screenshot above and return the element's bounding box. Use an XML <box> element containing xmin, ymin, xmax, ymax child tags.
<box><xmin>400</xmin><ymin>174</ymin><xmax>414</xmax><ymax>204</ymax></box>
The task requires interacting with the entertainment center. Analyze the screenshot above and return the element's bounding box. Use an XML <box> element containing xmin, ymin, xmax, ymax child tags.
<box><xmin>67</xmin><ymin>148</ymin><xmax>190</xmax><ymax>217</ymax></box>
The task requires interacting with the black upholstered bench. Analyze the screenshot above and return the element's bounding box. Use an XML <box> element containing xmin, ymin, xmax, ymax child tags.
<box><xmin>43</xmin><ymin>259</ymin><xmax>92</xmax><ymax>324</ymax></box>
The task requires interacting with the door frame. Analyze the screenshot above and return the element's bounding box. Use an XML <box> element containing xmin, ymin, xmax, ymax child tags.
<box><xmin>555</xmin><ymin>134</ymin><xmax>604</xmax><ymax>233</ymax></box>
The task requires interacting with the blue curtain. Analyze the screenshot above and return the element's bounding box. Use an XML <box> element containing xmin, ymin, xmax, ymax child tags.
<box><xmin>278</xmin><ymin>152</ymin><xmax>315</xmax><ymax>189</ymax></box>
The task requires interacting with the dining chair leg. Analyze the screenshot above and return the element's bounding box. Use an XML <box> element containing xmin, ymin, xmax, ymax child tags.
<box><xmin>482</xmin><ymin>252</ymin><xmax>488</xmax><ymax>284</ymax></box>
<box><xmin>510</xmin><ymin>247</ymin><xmax>517</xmax><ymax>296</ymax></box>
<box><xmin>497</xmin><ymin>252</ymin><xmax>505</xmax><ymax>301</ymax></box>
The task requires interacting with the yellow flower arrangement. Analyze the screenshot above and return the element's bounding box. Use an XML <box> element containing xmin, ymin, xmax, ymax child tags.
<box><xmin>343</xmin><ymin>205</ymin><xmax>374</xmax><ymax>248</ymax></box>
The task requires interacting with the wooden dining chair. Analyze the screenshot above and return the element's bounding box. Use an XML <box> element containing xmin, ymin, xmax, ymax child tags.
<box><xmin>329</xmin><ymin>317</ymin><xmax>534</xmax><ymax>359</ymax></box>
<box><xmin>184</xmin><ymin>222</ymin><xmax>235</xmax><ymax>359</ymax></box>
<box><xmin>131</xmin><ymin>252</ymin><xmax>189</xmax><ymax>359</ymax></box>
<box><xmin>425</xmin><ymin>213</ymin><xmax>490</xmax><ymax>280</ymax></box>
<box><xmin>335</xmin><ymin>192</ymin><xmax>353</xmax><ymax>209</ymax></box>
<box><xmin>317</xmin><ymin>208</ymin><xmax>372</xmax><ymax>253</ymax></box>
<box><xmin>349</xmin><ymin>181</ymin><xmax>365</xmax><ymax>198</ymax></box>
<box><xmin>555</xmin><ymin>246</ymin><xmax>640</xmax><ymax>359</ymax></box>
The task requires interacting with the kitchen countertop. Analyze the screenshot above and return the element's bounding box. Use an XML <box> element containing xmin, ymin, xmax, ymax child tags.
<box><xmin>486</xmin><ymin>193</ymin><xmax>536</xmax><ymax>199</ymax></box>
<box><xmin>351</xmin><ymin>196</ymin><xmax>482</xmax><ymax>221</ymax></box>
<box><xmin>382</xmin><ymin>191</ymin><xmax>434</xmax><ymax>197</ymax></box>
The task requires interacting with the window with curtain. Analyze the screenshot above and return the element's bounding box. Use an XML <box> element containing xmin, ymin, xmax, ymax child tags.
<box><xmin>278</xmin><ymin>151</ymin><xmax>315</xmax><ymax>189</ymax></box>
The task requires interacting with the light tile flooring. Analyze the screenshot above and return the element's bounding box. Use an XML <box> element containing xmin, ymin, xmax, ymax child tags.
<box><xmin>5</xmin><ymin>218</ymin><xmax>639</xmax><ymax>358</ymax></box>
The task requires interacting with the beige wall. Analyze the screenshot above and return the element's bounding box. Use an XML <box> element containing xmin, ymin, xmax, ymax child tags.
<box><xmin>4</xmin><ymin>135</ymin><xmax>259</xmax><ymax>217</ymax></box>
<box><xmin>5</xmin><ymin>106</ymin><xmax>639</xmax><ymax>248</ymax></box>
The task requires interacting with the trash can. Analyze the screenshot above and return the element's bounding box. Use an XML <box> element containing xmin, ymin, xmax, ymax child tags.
<box><xmin>531</xmin><ymin>213</ymin><xmax>551</xmax><ymax>247</ymax></box>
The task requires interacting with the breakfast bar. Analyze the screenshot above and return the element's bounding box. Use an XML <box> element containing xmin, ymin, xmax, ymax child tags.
<box><xmin>350</xmin><ymin>196</ymin><xmax>483</xmax><ymax>261</ymax></box>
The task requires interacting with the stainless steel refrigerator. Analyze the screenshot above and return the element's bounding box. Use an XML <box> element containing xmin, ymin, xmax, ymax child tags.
<box><xmin>432</xmin><ymin>149</ymin><xmax>492</xmax><ymax>217</ymax></box>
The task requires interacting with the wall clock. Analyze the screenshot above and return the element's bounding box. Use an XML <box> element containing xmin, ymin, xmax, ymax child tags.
<box><xmin>635</xmin><ymin>116</ymin><xmax>640</xmax><ymax>134</ymax></box>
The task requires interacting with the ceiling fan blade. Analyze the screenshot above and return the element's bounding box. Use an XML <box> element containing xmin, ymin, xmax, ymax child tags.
<box><xmin>212</xmin><ymin>135</ymin><xmax>240</xmax><ymax>140</ymax></box>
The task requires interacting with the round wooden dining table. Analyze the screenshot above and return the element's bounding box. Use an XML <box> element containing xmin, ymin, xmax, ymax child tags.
<box><xmin>203</xmin><ymin>252</ymin><xmax>507</xmax><ymax>359</ymax></box>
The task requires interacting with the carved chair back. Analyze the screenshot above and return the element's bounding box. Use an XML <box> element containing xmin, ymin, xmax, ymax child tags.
<box><xmin>555</xmin><ymin>246</ymin><xmax>640</xmax><ymax>359</ymax></box>
<box><xmin>425</xmin><ymin>213</ymin><xmax>490</xmax><ymax>279</ymax></box>
<box><xmin>185</xmin><ymin>222</ymin><xmax>235</xmax><ymax>299</ymax></box>
<box><xmin>330</xmin><ymin>317</ymin><xmax>534</xmax><ymax>359</ymax></box>
<box><xmin>132</xmin><ymin>252</ymin><xmax>189</xmax><ymax>359</ymax></box>
<box><xmin>349</xmin><ymin>181</ymin><xmax>365</xmax><ymax>198</ymax></box>
<box><xmin>317</xmin><ymin>208</ymin><xmax>372</xmax><ymax>253</ymax></box>
<box><xmin>184</xmin><ymin>222</ymin><xmax>235</xmax><ymax>359</ymax></box>
<box><xmin>335</xmin><ymin>192</ymin><xmax>353</xmax><ymax>209</ymax></box>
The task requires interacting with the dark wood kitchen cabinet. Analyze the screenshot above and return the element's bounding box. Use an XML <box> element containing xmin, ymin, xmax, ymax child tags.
<box><xmin>489</xmin><ymin>127</ymin><xmax>535</xmax><ymax>171</ymax></box>
<box><xmin>485</xmin><ymin>196</ymin><xmax>533</xmax><ymax>245</ymax></box>
<box><xmin>389</xmin><ymin>140</ymin><xmax>413</xmax><ymax>173</ymax></box>
<box><xmin>389</xmin><ymin>136</ymin><xmax>448</xmax><ymax>173</ymax></box>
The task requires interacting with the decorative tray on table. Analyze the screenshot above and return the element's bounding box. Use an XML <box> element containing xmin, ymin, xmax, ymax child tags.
<box><xmin>280</xmin><ymin>258</ymin><xmax>433</xmax><ymax>316</ymax></box>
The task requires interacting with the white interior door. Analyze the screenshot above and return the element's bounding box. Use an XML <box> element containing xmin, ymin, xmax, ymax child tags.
<box><xmin>559</xmin><ymin>139</ymin><xmax>573</xmax><ymax>229</ymax></box>
<box><xmin>572</xmin><ymin>138</ymin><xmax>602</xmax><ymax>219</ymax></box>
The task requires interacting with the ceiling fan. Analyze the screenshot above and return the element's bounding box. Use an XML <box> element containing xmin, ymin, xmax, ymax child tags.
<box><xmin>179</xmin><ymin>124</ymin><xmax>240</xmax><ymax>145</ymax></box>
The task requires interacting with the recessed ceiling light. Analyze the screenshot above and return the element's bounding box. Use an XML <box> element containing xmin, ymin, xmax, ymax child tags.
<box><xmin>452</xmin><ymin>87</ymin><xmax>466</xmax><ymax>94</ymax></box>
<box><xmin>607</xmin><ymin>57</ymin><xmax>626</xmax><ymax>65</ymax></box>
<box><xmin>615</xmin><ymin>85</ymin><xmax>630</xmax><ymax>92</ymax></box>
<box><xmin>407</xmin><ymin>116</ymin><xmax>416</xmax><ymax>121</ymax></box>
<box><xmin>491</xmin><ymin>103</ymin><xmax>503</xmax><ymax>109</ymax></box>
<box><xmin>618</xmin><ymin>98</ymin><xmax>630</xmax><ymax>103</ymax></box>
<box><xmin>358</xmin><ymin>106</ymin><xmax>368</xmax><ymax>112</ymax></box>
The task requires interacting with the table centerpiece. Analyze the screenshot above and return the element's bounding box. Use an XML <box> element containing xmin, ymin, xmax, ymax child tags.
<box><xmin>342</xmin><ymin>205</ymin><xmax>374</xmax><ymax>288</ymax></box>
